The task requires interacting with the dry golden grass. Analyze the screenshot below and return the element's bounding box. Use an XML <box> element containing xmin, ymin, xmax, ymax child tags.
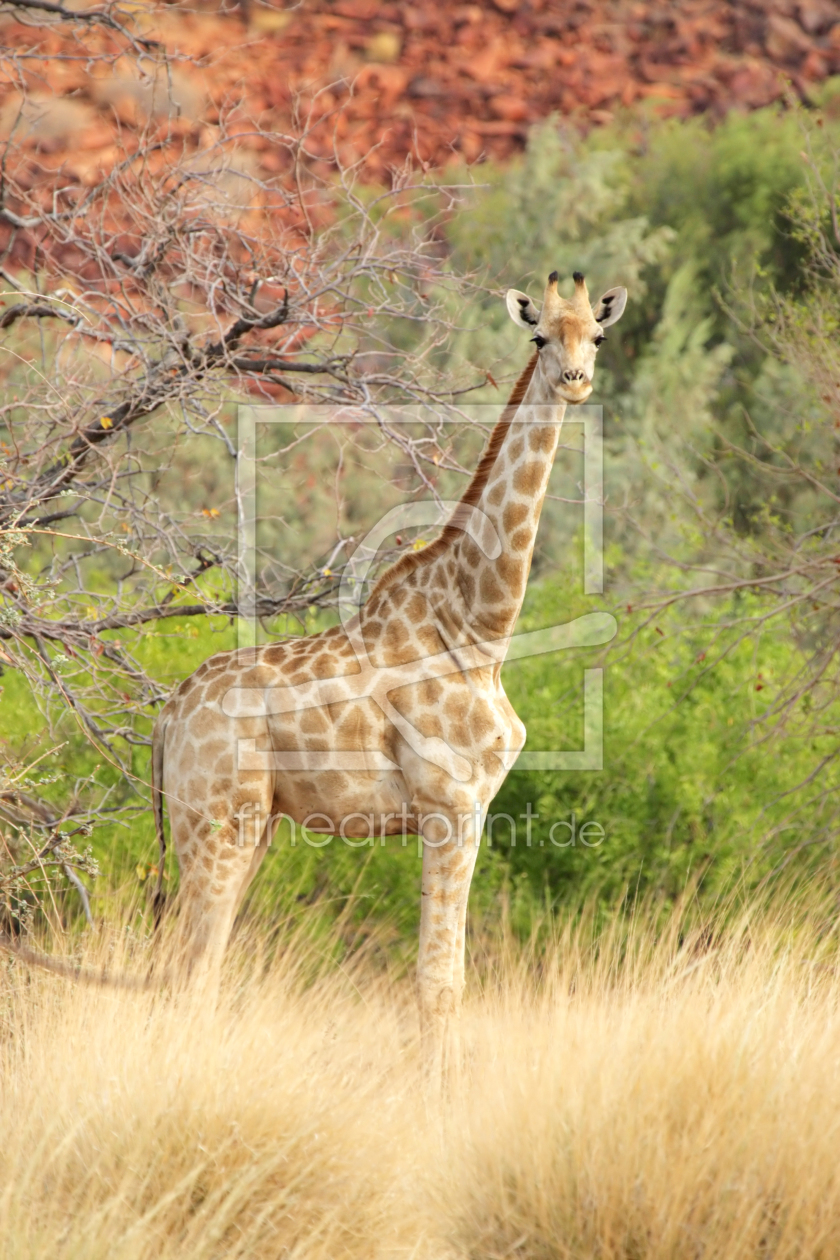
<box><xmin>3</xmin><ymin>899</ymin><xmax>840</xmax><ymax>1259</ymax></box>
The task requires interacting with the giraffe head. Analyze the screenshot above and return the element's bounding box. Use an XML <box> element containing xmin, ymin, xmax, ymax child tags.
<box><xmin>505</xmin><ymin>271</ymin><xmax>627</xmax><ymax>404</ymax></box>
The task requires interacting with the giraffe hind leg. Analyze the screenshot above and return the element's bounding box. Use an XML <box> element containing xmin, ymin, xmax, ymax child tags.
<box><xmin>168</xmin><ymin>788</ymin><xmax>273</xmax><ymax>992</ymax></box>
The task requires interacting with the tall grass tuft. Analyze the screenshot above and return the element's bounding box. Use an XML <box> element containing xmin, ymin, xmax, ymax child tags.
<box><xmin>438</xmin><ymin>894</ymin><xmax>840</xmax><ymax>1259</ymax></box>
<box><xmin>0</xmin><ymin>926</ymin><xmax>424</xmax><ymax>1260</ymax></box>
<box><xmin>3</xmin><ymin>893</ymin><xmax>840</xmax><ymax>1258</ymax></box>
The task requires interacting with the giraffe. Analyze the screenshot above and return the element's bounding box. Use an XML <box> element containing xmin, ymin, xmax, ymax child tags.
<box><xmin>151</xmin><ymin>270</ymin><xmax>627</xmax><ymax>1054</ymax></box>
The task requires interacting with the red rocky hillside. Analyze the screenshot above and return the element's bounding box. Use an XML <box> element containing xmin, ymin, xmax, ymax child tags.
<box><xmin>1</xmin><ymin>0</ymin><xmax>839</xmax><ymax>185</ymax></box>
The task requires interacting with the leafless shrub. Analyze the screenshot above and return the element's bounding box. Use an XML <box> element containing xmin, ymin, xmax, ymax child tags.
<box><xmin>0</xmin><ymin>1</ymin><xmax>485</xmax><ymax>925</ymax></box>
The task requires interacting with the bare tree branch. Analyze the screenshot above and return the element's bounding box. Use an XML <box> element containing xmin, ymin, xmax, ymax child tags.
<box><xmin>0</xmin><ymin>0</ymin><xmax>484</xmax><ymax>930</ymax></box>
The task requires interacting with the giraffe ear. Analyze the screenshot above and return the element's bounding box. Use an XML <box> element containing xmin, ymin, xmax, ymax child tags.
<box><xmin>506</xmin><ymin>288</ymin><xmax>540</xmax><ymax>329</ymax></box>
<box><xmin>592</xmin><ymin>286</ymin><xmax>627</xmax><ymax>327</ymax></box>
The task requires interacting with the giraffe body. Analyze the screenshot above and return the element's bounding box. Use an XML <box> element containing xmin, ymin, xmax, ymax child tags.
<box><xmin>152</xmin><ymin>271</ymin><xmax>627</xmax><ymax>1049</ymax></box>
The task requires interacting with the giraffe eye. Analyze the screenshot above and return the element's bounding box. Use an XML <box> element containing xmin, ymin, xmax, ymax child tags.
<box><xmin>531</xmin><ymin>334</ymin><xmax>548</xmax><ymax>350</ymax></box>
<box><xmin>594</xmin><ymin>333</ymin><xmax>606</xmax><ymax>347</ymax></box>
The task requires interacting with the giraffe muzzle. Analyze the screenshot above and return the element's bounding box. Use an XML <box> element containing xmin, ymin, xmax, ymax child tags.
<box><xmin>559</xmin><ymin>370</ymin><xmax>592</xmax><ymax>403</ymax></box>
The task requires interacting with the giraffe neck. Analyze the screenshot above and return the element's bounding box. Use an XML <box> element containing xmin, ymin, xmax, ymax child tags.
<box><xmin>445</xmin><ymin>354</ymin><xmax>565</xmax><ymax>640</ymax></box>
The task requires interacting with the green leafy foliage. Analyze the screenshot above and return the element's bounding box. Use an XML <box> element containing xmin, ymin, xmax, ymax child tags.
<box><xmin>490</xmin><ymin>575</ymin><xmax>840</xmax><ymax>933</ymax></box>
<box><xmin>438</xmin><ymin>104</ymin><xmax>836</xmax><ymax>547</ymax></box>
<box><xmin>9</xmin><ymin>572</ymin><xmax>835</xmax><ymax>945</ymax></box>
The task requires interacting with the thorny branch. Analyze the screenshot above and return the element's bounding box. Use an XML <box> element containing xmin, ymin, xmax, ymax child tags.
<box><xmin>0</xmin><ymin>0</ymin><xmax>489</xmax><ymax>927</ymax></box>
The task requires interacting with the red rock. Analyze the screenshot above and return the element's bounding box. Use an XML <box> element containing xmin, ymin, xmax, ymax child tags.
<box><xmin>798</xmin><ymin>0</ymin><xmax>837</xmax><ymax>34</ymax></box>
<box><xmin>802</xmin><ymin>48</ymin><xmax>828</xmax><ymax>78</ymax></box>
<box><xmin>355</xmin><ymin>64</ymin><xmax>409</xmax><ymax>108</ymax></box>
<box><xmin>638</xmin><ymin>82</ymin><xmax>686</xmax><ymax>99</ymax></box>
<box><xmin>489</xmin><ymin>93</ymin><xmax>529</xmax><ymax>121</ymax></box>
<box><xmin>474</xmin><ymin>118</ymin><xmax>527</xmax><ymax>136</ymax></box>
<box><xmin>333</xmin><ymin>0</ymin><xmax>378</xmax><ymax>18</ymax></box>
<box><xmin>728</xmin><ymin>60</ymin><xmax>782</xmax><ymax>108</ymax></box>
<box><xmin>765</xmin><ymin>13</ymin><xmax>813</xmax><ymax>60</ymax></box>
<box><xmin>1</xmin><ymin>0</ymin><xmax>835</xmax><ymax>199</ymax></box>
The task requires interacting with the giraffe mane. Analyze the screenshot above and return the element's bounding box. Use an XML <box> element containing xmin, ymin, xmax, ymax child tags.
<box><xmin>371</xmin><ymin>352</ymin><xmax>538</xmax><ymax>595</ymax></box>
<box><xmin>445</xmin><ymin>351</ymin><xmax>538</xmax><ymax>520</ymax></box>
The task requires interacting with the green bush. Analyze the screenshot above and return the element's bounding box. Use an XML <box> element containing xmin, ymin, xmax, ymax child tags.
<box><xmin>8</xmin><ymin>564</ymin><xmax>836</xmax><ymax>946</ymax></box>
<box><xmin>490</xmin><ymin>574</ymin><xmax>840</xmax><ymax>934</ymax></box>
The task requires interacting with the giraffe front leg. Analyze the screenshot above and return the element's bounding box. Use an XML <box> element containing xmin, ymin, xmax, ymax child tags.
<box><xmin>417</xmin><ymin>805</ymin><xmax>481</xmax><ymax>1087</ymax></box>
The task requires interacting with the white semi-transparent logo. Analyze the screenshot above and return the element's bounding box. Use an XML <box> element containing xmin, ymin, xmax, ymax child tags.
<box><xmin>225</xmin><ymin>405</ymin><xmax>615</xmax><ymax>776</ymax></box>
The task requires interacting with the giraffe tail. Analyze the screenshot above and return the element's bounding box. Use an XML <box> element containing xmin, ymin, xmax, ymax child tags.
<box><xmin>151</xmin><ymin>718</ymin><xmax>168</xmax><ymax>930</ymax></box>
